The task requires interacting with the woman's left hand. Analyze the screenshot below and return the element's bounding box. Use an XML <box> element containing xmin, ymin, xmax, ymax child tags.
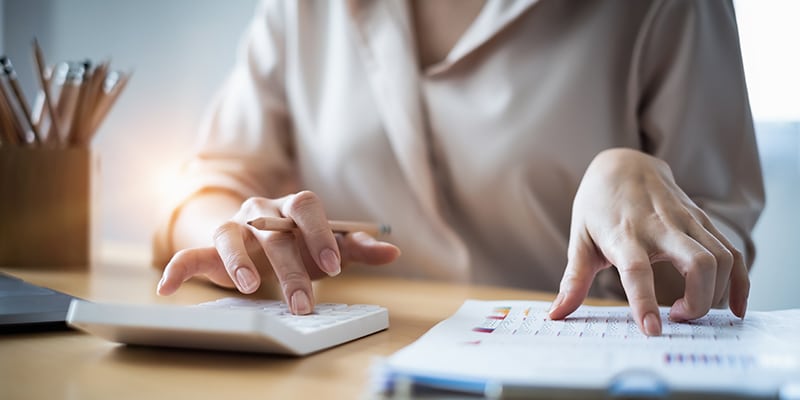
<box><xmin>548</xmin><ymin>148</ymin><xmax>749</xmax><ymax>336</ymax></box>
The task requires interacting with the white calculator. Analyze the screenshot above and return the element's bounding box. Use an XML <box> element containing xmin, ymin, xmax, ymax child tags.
<box><xmin>66</xmin><ymin>297</ymin><xmax>389</xmax><ymax>356</ymax></box>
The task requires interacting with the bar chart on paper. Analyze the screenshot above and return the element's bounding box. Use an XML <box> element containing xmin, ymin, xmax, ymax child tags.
<box><xmin>381</xmin><ymin>300</ymin><xmax>800</xmax><ymax>398</ymax></box>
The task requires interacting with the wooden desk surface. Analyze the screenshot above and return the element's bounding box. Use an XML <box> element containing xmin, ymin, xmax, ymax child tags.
<box><xmin>0</xmin><ymin>249</ymin><xmax>623</xmax><ymax>400</ymax></box>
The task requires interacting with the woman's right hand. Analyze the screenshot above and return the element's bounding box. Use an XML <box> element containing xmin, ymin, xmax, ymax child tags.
<box><xmin>156</xmin><ymin>190</ymin><xmax>401</xmax><ymax>315</ymax></box>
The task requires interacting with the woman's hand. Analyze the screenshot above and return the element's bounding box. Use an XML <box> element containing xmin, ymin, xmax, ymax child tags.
<box><xmin>157</xmin><ymin>190</ymin><xmax>400</xmax><ymax>314</ymax></box>
<box><xmin>548</xmin><ymin>148</ymin><xmax>749</xmax><ymax>336</ymax></box>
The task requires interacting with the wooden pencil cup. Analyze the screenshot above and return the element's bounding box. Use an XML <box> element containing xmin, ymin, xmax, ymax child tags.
<box><xmin>0</xmin><ymin>147</ymin><xmax>95</xmax><ymax>269</ymax></box>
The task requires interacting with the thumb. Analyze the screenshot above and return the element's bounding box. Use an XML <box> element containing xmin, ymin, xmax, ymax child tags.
<box><xmin>549</xmin><ymin>230</ymin><xmax>602</xmax><ymax>320</ymax></box>
<box><xmin>339</xmin><ymin>232</ymin><xmax>401</xmax><ymax>266</ymax></box>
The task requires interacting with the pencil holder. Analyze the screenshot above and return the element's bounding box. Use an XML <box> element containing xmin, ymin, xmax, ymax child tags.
<box><xmin>0</xmin><ymin>147</ymin><xmax>97</xmax><ymax>269</ymax></box>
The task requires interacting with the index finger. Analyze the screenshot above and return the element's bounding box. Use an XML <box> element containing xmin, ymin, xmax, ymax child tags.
<box><xmin>213</xmin><ymin>221</ymin><xmax>262</xmax><ymax>294</ymax></box>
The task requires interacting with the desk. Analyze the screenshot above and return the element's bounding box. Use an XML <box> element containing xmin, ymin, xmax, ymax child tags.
<box><xmin>0</xmin><ymin>248</ymin><xmax>623</xmax><ymax>399</ymax></box>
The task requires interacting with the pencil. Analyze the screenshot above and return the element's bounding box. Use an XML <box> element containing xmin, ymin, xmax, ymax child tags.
<box><xmin>66</xmin><ymin>60</ymin><xmax>92</xmax><ymax>145</ymax></box>
<box><xmin>32</xmin><ymin>39</ymin><xmax>61</xmax><ymax>146</ymax></box>
<box><xmin>0</xmin><ymin>77</ymin><xmax>24</xmax><ymax>145</ymax></box>
<box><xmin>1</xmin><ymin>56</ymin><xmax>42</xmax><ymax>145</ymax></box>
<box><xmin>247</xmin><ymin>216</ymin><xmax>391</xmax><ymax>237</ymax></box>
<box><xmin>53</xmin><ymin>64</ymin><xmax>82</xmax><ymax>145</ymax></box>
<box><xmin>73</xmin><ymin>60</ymin><xmax>107</xmax><ymax>146</ymax></box>
<box><xmin>86</xmin><ymin>69</ymin><xmax>129</xmax><ymax>140</ymax></box>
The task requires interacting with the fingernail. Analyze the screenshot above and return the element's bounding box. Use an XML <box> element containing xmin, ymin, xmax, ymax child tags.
<box><xmin>156</xmin><ymin>279</ymin><xmax>165</xmax><ymax>295</ymax></box>
<box><xmin>741</xmin><ymin>296</ymin><xmax>748</xmax><ymax>319</ymax></box>
<box><xmin>235</xmin><ymin>268</ymin><xmax>258</xmax><ymax>293</ymax></box>
<box><xmin>291</xmin><ymin>290</ymin><xmax>312</xmax><ymax>315</ymax></box>
<box><xmin>320</xmin><ymin>248</ymin><xmax>341</xmax><ymax>276</ymax></box>
<box><xmin>548</xmin><ymin>292</ymin><xmax>565</xmax><ymax>315</ymax></box>
<box><xmin>643</xmin><ymin>312</ymin><xmax>662</xmax><ymax>336</ymax></box>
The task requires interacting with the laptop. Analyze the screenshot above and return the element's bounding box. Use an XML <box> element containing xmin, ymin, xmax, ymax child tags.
<box><xmin>0</xmin><ymin>271</ymin><xmax>77</xmax><ymax>333</ymax></box>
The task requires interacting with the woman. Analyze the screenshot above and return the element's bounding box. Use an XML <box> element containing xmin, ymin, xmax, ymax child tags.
<box><xmin>154</xmin><ymin>0</ymin><xmax>764</xmax><ymax>337</ymax></box>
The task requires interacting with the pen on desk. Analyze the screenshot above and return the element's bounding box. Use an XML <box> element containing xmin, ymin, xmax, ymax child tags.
<box><xmin>1</xmin><ymin>56</ymin><xmax>42</xmax><ymax>145</ymax></box>
<box><xmin>247</xmin><ymin>216</ymin><xmax>391</xmax><ymax>237</ymax></box>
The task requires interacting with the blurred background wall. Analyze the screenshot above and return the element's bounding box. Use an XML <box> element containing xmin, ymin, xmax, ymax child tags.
<box><xmin>1</xmin><ymin>0</ymin><xmax>798</xmax><ymax>310</ymax></box>
<box><xmin>724</xmin><ymin>0</ymin><xmax>800</xmax><ymax>312</ymax></box>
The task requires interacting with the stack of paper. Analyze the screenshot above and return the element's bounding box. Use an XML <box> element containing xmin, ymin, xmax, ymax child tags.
<box><xmin>377</xmin><ymin>300</ymin><xmax>800</xmax><ymax>399</ymax></box>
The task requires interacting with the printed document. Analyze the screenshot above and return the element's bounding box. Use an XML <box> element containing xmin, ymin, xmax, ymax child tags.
<box><xmin>381</xmin><ymin>300</ymin><xmax>800</xmax><ymax>398</ymax></box>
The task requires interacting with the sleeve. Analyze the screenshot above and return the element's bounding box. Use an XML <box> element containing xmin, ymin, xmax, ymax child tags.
<box><xmin>633</xmin><ymin>0</ymin><xmax>765</xmax><ymax>267</ymax></box>
<box><xmin>151</xmin><ymin>0</ymin><xmax>297</xmax><ymax>267</ymax></box>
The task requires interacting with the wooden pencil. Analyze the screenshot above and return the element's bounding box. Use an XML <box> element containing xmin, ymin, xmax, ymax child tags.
<box><xmin>66</xmin><ymin>60</ymin><xmax>91</xmax><ymax>146</ymax></box>
<box><xmin>247</xmin><ymin>216</ymin><xmax>391</xmax><ymax>237</ymax></box>
<box><xmin>86</xmin><ymin>70</ymin><xmax>129</xmax><ymax>138</ymax></box>
<box><xmin>1</xmin><ymin>57</ymin><xmax>42</xmax><ymax>145</ymax></box>
<box><xmin>0</xmin><ymin>84</ymin><xmax>22</xmax><ymax>145</ymax></box>
<box><xmin>32</xmin><ymin>39</ymin><xmax>61</xmax><ymax>146</ymax></box>
<box><xmin>73</xmin><ymin>61</ymin><xmax>108</xmax><ymax>145</ymax></box>
<box><xmin>53</xmin><ymin>64</ymin><xmax>84</xmax><ymax>145</ymax></box>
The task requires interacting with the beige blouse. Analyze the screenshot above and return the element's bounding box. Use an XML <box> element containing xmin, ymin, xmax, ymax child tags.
<box><xmin>154</xmin><ymin>0</ymin><xmax>764</xmax><ymax>299</ymax></box>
